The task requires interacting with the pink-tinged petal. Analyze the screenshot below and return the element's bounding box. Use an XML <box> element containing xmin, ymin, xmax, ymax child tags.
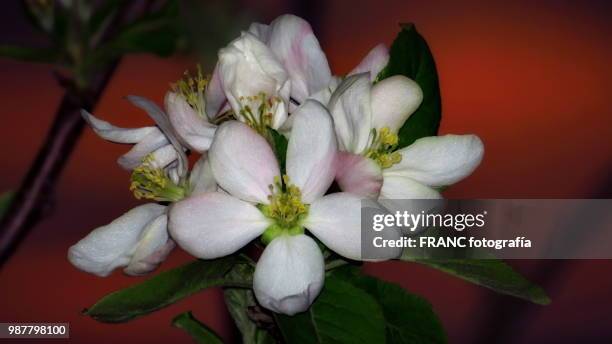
<box><xmin>169</xmin><ymin>192</ymin><xmax>271</xmax><ymax>259</ymax></box>
<box><xmin>266</xmin><ymin>14</ymin><xmax>331</xmax><ymax>102</ymax></box>
<box><xmin>209</xmin><ymin>121</ymin><xmax>280</xmax><ymax>203</ymax></box>
<box><xmin>371</xmin><ymin>75</ymin><xmax>423</xmax><ymax>134</ymax></box>
<box><xmin>189</xmin><ymin>154</ymin><xmax>217</xmax><ymax>195</ymax></box>
<box><xmin>117</xmin><ymin>129</ymin><xmax>168</xmax><ymax>170</ymax></box>
<box><xmin>385</xmin><ymin>135</ymin><xmax>484</xmax><ymax>187</ymax></box>
<box><xmin>204</xmin><ymin>63</ymin><xmax>228</xmax><ymax>119</ymax></box>
<box><xmin>165</xmin><ymin>92</ymin><xmax>216</xmax><ymax>153</ymax></box>
<box><xmin>124</xmin><ymin>214</ymin><xmax>175</xmax><ymax>276</ymax></box>
<box><xmin>82</xmin><ymin>110</ymin><xmax>156</xmax><ymax>143</ymax></box>
<box><xmin>286</xmin><ymin>100</ymin><xmax>337</xmax><ymax>203</ymax></box>
<box><xmin>68</xmin><ymin>204</ymin><xmax>167</xmax><ymax>277</ymax></box>
<box><xmin>253</xmin><ymin>234</ymin><xmax>324</xmax><ymax>315</ymax></box>
<box><xmin>304</xmin><ymin>192</ymin><xmax>363</xmax><ymax>260</ymax></box>
<box><xmin>349</xmin><ymin>43</ymin><xmax>389</xmax><ymax>81</ymax></box>
<box><xmin>328</xmin><ymin>73</ymin><xmax>372</xmax><ymax>154</ymax></box>
<box><xmin>335</xmin><ymin>152</ymin><xmax>383</xmax><ymax>199</ymax></box>
<box><xmin>379</xmin><ymin>174</ymin><xmax>442</xmax><ymax>199</ymax></box>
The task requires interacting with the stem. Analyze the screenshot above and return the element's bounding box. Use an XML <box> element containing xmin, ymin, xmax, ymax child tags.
<box><xmin>0</xmin><ymin>62</ymin><xmax>118</xmax><ymax>269</ymax></box>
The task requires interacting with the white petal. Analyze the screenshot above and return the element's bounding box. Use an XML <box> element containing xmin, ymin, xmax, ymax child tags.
<box><xmin>266</xmin><ymin>14</ymin><xmax>331</xmax><ymax>102</ymax></box>
<box><xmin>253</xmin><ymin>234</ymin><xmax>324</xmax><ymax>315</ymax></box>
<box><xmin>385</xmin><ymin>135</ymin><xmax>484</xmax><ymax>187</ymax></box>
<box><xmin>127</xmin><ymin>95</ymin><xmax>189</xmax><ymax>176</ymax></box>
<box><xmin>204</xmin><ymin>63</ymin><xmax>228</xmax><ymax>119</ymax></box>
<box><xmin>349</xmin><ymin>43</ymin><xmax>389</xmax><ymax>81</ymax></box>
<box><xmin>209</xmin><ymin>121</ymin><xmax>280</xmax><ymax>203</ymax></box>
<box><xmin>305</xmin><ymin>193</ymin><xmax>363</xmax><ymax>261</ymax></box>
<box><xmin>117</xmin><ymin>129</ymin><xmax>168</xmax><ymax>170</ymax></box>
<box><xmin>124</xmin><ymin>214</ymin><xmax>175</xmax><ymax>276</ymax></box>
<box><xmin>286</xmin><ymin>100</ymin><xmax>336</xmax><ymax>203</ymax></box>
<box><xmin>280</xmin><ymin>77</ymin><xmax>339</xmax><ymax>136</ymax></box>
<box><xmin>82</xmin><ymin>110</ymin><xmax>156</xmax><ymax>144</ymax></box>
<box><xmin>328</xmin><ymin>73</ymin><xmax>372</xmax><ymax>154</ymax></box>
<box><xmin>248</xmin><ymin>22</ymin><xmax>270</xmax><ymax>41</ymax></box>
<box><xmin>168</xmin><ymin>164</ymin><xmax>180</xmax><ymax>184</ymax></box>
<box><xmin>146</xmin><ymin>144</ymin><xmax>178</xmax><ymax>169</ymax></box>
<box><xmin>218</xmin><ymin>32</ymin><xmax>289</xmax><ymax>116</ymax></box>
<box><xmin>68</xmin><ymin>204</ymin><xmax>166</xmax><ymax>277</ymax></box>
<box><xmin>165</xmin><ymin>92</ymin><xmax>216</xmax><ymax>153</ymax></box>
<box><xmin>379</xmin><ymin>174</ymin><xmax>442</xmax><ymax>199</ymax></box>
<box><xmin>189</xmin><ymin>154</ymin><xmax>217</xmax><ymax>195</ymax></box>
<box><xmin>335</xmin><ymin>152</ymin><xmax>383</xmax><ymax>199</ymax></box>
<box><xmin>168</xmin><ymin>192</ymin><xmax>270</xmax><ymax>259</ymax></box>
<box><xmin>309</xmin><ymin>76</ymin><xmax>341</xmax><ymax>106</ymax></box>
<box><xmin>370</xmin><ymin>75</ymin><xmax>423</xmax><ymax>134</ymax></box>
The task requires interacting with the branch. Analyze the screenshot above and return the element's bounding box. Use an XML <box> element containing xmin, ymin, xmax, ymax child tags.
<box><xmin>0</xmin><ymin>0</ymin><xmax>159</xmax><ymax>269</ymax></box>
<box><xmin>0</xmin><ymin>61</ymin><xmax>118</xmax><ymax>268</ymax></box>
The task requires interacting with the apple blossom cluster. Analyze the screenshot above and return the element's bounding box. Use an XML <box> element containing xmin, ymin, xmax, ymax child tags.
<box><xmin>68</xmin><ymin>14</ymin><xmax>484</xmax><ymax>315</ymax></box>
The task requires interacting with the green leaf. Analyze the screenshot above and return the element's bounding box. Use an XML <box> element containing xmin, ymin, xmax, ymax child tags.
<box><xmin>334</xmin><ymin>267</ymin><xmax>446</xmax><ymax>344</ymax></box>
<box><xmin>402</xmin><ymin>256</ymin><xmax>550</xmax><ymax>305</ymax></box>
<box><xmin>275</xmin><ymin>274</ymin><xmax>386</xmax><ymax>344</ymax></box>
<box><xmin>0</xmin><ymin>191</ymin><xmax>14</xmax><ymax>220</ymax></box>
<box><xmin>223</xmin><ymin>263</ymin><xmax>274</xmax><ymax>344</ymax></box>
<box><xmin>172</xmin><ymin>311</ymin><xmax>223</xmax><ymax>344</ymax></box>
<box><xmin>377</xmin><ymin>23</ymin><xmax>442</xmax><ymax>148</ymax></box>
<box><xmin>85</xmin><ymin>257</ymin><xmax>250</xmax><ymax>322</ymax></box>
<box><xmin>268</xmin><ymin>128</ymin><xmax>288</xmax><ymax>174</ymax></box>
<box><xmin>0</xmin><ymin>45</ymin><xmax>58</xmax><ymax>63</ymax></box>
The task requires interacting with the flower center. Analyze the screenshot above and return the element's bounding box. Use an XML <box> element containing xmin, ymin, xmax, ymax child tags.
<box><xmin>130</xmin><ymin>155</ymin><xmax>186</xmax><ymax>202</ymax></box>
<box><xmin>172</xmin><ymin>65</ymin><xmax>208</xmax><ymax>117</ymax></box>
<box><xmin>259</xmin><ymin>175</ymin><xmax>308</xmax><ymax>244</ymax></box>
<box><xmin>237</xmin><ymin>92</ymin><xmax>281</xmax><ymax>135</ymax></box>
<box><xmin>364</xmin><ymin>127</ymin><xmax>402</xmax><ymax>169</ymax></box>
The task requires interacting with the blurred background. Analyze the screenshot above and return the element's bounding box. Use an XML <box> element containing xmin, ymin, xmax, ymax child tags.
<box><xmin>0</xmin><ymin>0</ymin><xmax>611</xmax><ymax>342</ymax></box>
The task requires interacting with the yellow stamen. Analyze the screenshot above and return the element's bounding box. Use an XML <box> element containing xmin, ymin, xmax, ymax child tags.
<box><xmin>237</xmin><ymin>92</ymin><xmax>280</xmax><ymax>135</ymax></box>
<box><xmin>364</xmin><ymin>127</ymin><xmax>402</xmax><ymax>169</ymax></box>
<box><xmin>130</xmin><ymin>155</ymin><xmax>185</xmax><ymax>202</ymax></box>
<box><xmin>260</xmin><ymin>175</ymin><xmax>308</xmax><ymax>243</ymax></box>
<box><xmin>171</xmin><ymin>64</ymin><xmax>208</xmax><ymax>117</ymax></box>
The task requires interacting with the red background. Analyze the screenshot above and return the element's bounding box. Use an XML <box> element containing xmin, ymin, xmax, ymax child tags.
<box><xmin>1</xmin><ymin>0</ymin><xmax>611</xmax><ymax>342</ymax></box>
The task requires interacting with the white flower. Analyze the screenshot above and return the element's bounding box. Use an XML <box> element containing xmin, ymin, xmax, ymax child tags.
<box><xmin>204</xmin><ymin>14</ymin><xmax>390</xmax><ymax>135</ymax></box>
<box><xmin>169</xmin><ymin>100</ymin><xmax>400</xmax><ymax>315</ymax></box>
<box><xmin>205</xmin><ymin>14</ymin><xmax>331</xmax><ymax>121</ymax></box>
<box><xmin>205</xmin><ymin>31</ymin><xmax>290</xmax><ymax>131</ymax></box>
<box><xmin>247</xmin><ymin>14</ymin><xmax>390</xmax><ymax>106</ymax></box>
<box><xmin>330</xmin><ymin>73</ymin><xmax>484</xmax><ymax>200</ymax></box>
<box><xmin>68</xmin><ymin>155</ymin><xmax>216</xmax><ymax>277</ymax></box>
